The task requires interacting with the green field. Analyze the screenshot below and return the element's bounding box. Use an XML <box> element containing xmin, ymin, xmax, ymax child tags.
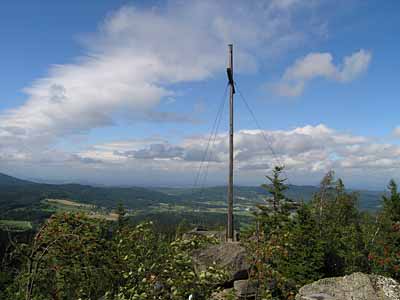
<box><xmin>0</xmin><ymin>220</ymin><xmax>32</xmax><ymax>231</ymax></box>
<box><xmin>43</xmin><ymin>199</ymin><xmax>119</xmax><ymax>221</ymax></box>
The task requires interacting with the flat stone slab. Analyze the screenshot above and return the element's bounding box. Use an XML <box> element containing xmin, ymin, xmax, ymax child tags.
<box><xmin>296</xmin><ymin>273</ymin><xmax>400</xmax><ymax>300</ymax></box>
<box><xmin>234</xmin><ymin>279</ymin><xmax>258</xmax><ymax>298</ymax></box>
<box><xmin>300</xmin><ymin>293</ymin><xmax>335</xmax><ymax>300</ymax></box>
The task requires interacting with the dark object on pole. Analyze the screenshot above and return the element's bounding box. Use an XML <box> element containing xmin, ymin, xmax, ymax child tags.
<box><xmin>226</xmin><ymin>44</ymin><xmax>234</xmax><ymax>241</ymax></box>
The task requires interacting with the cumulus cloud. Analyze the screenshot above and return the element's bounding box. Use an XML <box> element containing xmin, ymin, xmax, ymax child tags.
<box><xmin>2</xmin><ymin>124</ymin><xmax>399</xmax><ymax>188</ymax></box>
<box><xmin>0</xmin><ymin>0</ymin><xmax>322</xmax><ymax>156</ymax></box>
<box><xmin>69</xmin><ymin>124</ymin><xmax>400</xmax><ymax>187</ymax></box>
<box><xmin>119</xmin><ymin>143</ymin><xmax>185</xmax><ymax>160</ymax></box>
<box><xmin>271</xmin><ymin>49</ymin><xmax>372</xmax><ymax>96</ymax></box>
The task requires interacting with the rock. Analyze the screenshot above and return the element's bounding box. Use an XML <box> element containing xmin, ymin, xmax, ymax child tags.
<box><xmin>183</xmin><ymin>228</ymin><xmax>225</xmax><ymax>241</ymax></box>
<box><xmin>296</xmin><ymin>272</ymin><xmax>400</xmax><ymax>300</ymax></box>
<box><xmin>211</xmin><ymin>288</ymin><xmax>234</xmax><ymax>300</ymax></box>
<box><xmin>210</xmin><ymin>280</ymin><xmax>258</xmax><ymax>300</ymax></box>
<box><xmin>192</xmin><ymin>241</ymin><xmax>250</xmax><ymax>284</ymax></box>
<box><xmin>371</xmin><ymin>275</ymin><xmax>400</xmax><ymax>300</ymax></box>
<box><xmin>234</xmin><ymin>279</ymin><xmax>258</xmax><ymax>299</ymax></box>
<box><xmin>183</xmin><ymin>228</ymin><xmax>239</xmax><ymax>242</ymax></box>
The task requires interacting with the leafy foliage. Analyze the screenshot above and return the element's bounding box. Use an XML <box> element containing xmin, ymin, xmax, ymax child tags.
<box><xmin>109</xmin><ymin>224</ymin><xmax>226</xmax><ymax>300</ymax></box>
<box><xmin>255</xmin><ymin>166</ymin><xmax>294</xmax><ymax>234</ymax></box>
<box><xmin>246</xmin><ymin>168</ymin><xmax>373</xmax><ymax>299</ymax></box>
<box><xmin>311</xmin><ymin>173</ymin><xmax>368</xmax><ymax>276</ymax></box>
<box><xmin>5</xmin><ymin>213</ymin><xmax>114</xmax><ymax>300</ymax></box>
<box><xmin>367</xmin><ymin>179</ymin><xmax>400</xmax><ymax>279</ymax></box>
<box><xmin>3</xmin><ymin>213</ymin><xmax>226</xmax><ymax>300</ymax></box>
<box><xmin>247</xmin><ymin>166</ymin><xmax>308</xmax><ymax>299</ymax></box>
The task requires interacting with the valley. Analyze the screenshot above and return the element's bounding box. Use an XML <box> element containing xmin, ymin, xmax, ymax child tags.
<box><xmin>0</xmin><ymin>172</ymin><xmax>385</xmax><ymax>233</ymax></box>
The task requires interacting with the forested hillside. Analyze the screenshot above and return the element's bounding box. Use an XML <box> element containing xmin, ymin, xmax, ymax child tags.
<box><xmin>0</xmin><ymin>173</ymin><xmax>181</xmax><ymax>224</ymax></box>
<box><xmin>0</xmin><ymin>173</ymin><xmax>384</xmax><ymax>226</ymax></box>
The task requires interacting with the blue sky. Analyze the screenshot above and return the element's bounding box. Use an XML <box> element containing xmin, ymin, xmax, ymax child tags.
<box><xmin>0</xmin><ymin>0</ymin><xmax>400</xmax><ymax>189</ymax></box>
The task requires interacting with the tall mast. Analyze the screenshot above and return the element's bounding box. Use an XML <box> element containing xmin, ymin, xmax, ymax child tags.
<box><xmin>226</xmin><ymin>44</ymin><xmax>235</xmax><ymax>241</ymax></box>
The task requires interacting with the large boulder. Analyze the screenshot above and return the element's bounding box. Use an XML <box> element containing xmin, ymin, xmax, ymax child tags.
<box><xmin>210</xmin><ymin>280</ymin><xmax>258</xmax><ymax>300</ymax></box>
<box><xmin>192</xmin><ymin>241</ymin><xmax>250</xmax><ymax>284</ymax></box>
<box><xmin>296</xmin><ymin>272</ymin><xmax>400</xmax><ymax>300</ymax></box>
<box><xmin>183</xmin><ymin>227</ymin><xmax>226</xmax><ymax>241</ymax></box>
<box><xmin>234</xmin><ymin>279</ymin><xmax>258</xmax><ymax>299</ymax></box>
<box><xmin>183</xmin><ymin>228</ymin><xmax>239</xmax><ymax>242</ymax></box>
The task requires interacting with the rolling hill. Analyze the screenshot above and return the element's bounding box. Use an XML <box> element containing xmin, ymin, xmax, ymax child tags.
<box><xmin>0</xmin><ymin>172</ymin><xmax>385</xmax><ymax>226</ymax></box>
<box><xmin>0</xmin><ymin>173</ymin><xmax>182</xmax><ymax>223</ymax></box>
<box><xmin>0</xmin><ymin>173</ymin><xmax>36</xmax><ymax>186</ymax></box>
<box><xmin>157</xmin><ymin>184</ymin><xmax>384</xmax><ymax>211</ymax></box>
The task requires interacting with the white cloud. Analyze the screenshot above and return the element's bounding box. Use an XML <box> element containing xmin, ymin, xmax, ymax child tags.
<box><xmin>1</xmin><ymin>1</ymin><xmax>384</xmax><ymax>187</ymax></box>
<box><xmin>68</xmin><ymin>124</ymin><xmax>400</xmax><ymax>188</ymax></box>
<box><xmin>2</xmin><ymin>123</ymin><xmax>399</xmax><ymax>188</ymax></box>
<box><xmin>284</xmin><ymin>53</ymin><xmax>337</xmax><ymax>81</ymax></box>
<box><xmin>272</xmin><ymin>81</ymin><xmax>305</xmax><ymax>97</ymax></box>
<box><xmin>271</xmin><ymin>49</ymin><xmax>372</xmax><ymax>96</ymax></box>
<box><xmin>337</xmin><ymin>49</ymin><xmax>372</xmax><ymax>82</ymax></box>
<box><xmin>393</xmin><ymin>127</ymin><xmax>400</xmax><ymax>137</ymax></box>
<box><xmin>0</xmin><ymin>0</ymin><xmax>323</xmax><ymax>156</ymax></box>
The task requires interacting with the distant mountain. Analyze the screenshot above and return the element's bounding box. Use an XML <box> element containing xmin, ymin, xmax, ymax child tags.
<box><xmin>0</xmin><ymin>172</ymin><xmax>181</xmax><ymax>223</ymax></box>
<box><xmin>0</xmin><ymin>173</ymin><xmax>37</xmax><ymax>186</ymax></box>
<box><xmin>0</xmin><ymin>172</ymin><xmax>385</xmax><ymax>225</ymax></box>
<box><xmin>157</xmin><ymin>184</ymin><xmax>384</xmax><ymax>212</ymax></box>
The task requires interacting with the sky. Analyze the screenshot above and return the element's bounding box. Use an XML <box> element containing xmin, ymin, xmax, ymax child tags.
<box><xmin>0</xmin><ymin>0</ymin><xmax>400</xmax><ymax>189</ymax></box>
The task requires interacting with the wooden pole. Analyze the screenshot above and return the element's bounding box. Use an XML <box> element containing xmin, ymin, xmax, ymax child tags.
<box><xmin>227</xmin><ymin>44</ymin><xmax>234</xmax><ymax>241</ymax></box>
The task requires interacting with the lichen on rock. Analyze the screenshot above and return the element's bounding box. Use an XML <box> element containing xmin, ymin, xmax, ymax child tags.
<box><xmin>295</xmin><ymin>272</ymin><xmax>400</xmax><ymax>300</ymax></box>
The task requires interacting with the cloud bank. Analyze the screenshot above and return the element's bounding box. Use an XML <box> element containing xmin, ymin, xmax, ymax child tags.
<box><xmin>272</xmin><ymin>49</ymin><xmax>372</xmax><ymax>96</ymax></box>
<box><xmin>68</xmin><ymin>124</ymin><xmax>400</xmax><ymax>188</ymax></box>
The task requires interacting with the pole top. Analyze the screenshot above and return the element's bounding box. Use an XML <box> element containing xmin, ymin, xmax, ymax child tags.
<box><xmin>227</xmin><ymin>44</ymin><xmax>235</xmax><ymax>93</ymax></box>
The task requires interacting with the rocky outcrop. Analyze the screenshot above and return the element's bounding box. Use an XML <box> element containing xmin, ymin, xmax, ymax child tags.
<box><xmin>192</xmin><ymin>241</ymin><xmax>250</xmax><ymax>284</ymax></box>
<box><xmin>183</xmin><ymin>227</ymin><xmax>239</xmax><ymax>242</ymax></box>
<box><xmin>296</xmin><ymin>272</ymin><xmax>400</xmax><ymax>300</ymax></box>
<box><xmin>234</xmin><ymin>280</ymin><xmax>258</xmax><ymax>299</ymax></box>
<box><xmin>192</xmin><ymin>241</ymin><xmax>259</xmax><ymax>299</ymax></box>
<box><xmin>210</xmin><ymin>279</ymin><xmax>259</xmax><ymax>300</ymax></box>
<box><xmin>183</xmin><ymin>227</ymin><xmax>226</xmax><ymax>241</ymax></box>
